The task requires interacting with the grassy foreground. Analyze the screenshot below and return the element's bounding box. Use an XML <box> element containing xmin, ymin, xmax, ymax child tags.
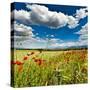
<box><xmin>11</xmin><ymin>49</ymin><xmax>88</xmax><ymax>87</ymax></box>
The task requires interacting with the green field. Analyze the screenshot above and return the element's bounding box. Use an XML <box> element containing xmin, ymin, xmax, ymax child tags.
<box><xmin>11</xmin><ymin>49</ymin><xmax>88</xmax><ymax>87</ymax></box>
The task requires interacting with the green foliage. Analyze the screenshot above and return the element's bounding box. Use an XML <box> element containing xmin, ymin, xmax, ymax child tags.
<box><xmin>11</xmin><ymin>50</ymin><xmax>88</xmax><ymax>87</ymax></box>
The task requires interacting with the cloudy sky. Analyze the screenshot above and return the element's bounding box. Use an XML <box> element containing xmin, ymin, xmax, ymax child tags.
<box><xmin>11</xmin><ymin>2</ymin><xmax>88</xmax><ymax>49</ymax></box>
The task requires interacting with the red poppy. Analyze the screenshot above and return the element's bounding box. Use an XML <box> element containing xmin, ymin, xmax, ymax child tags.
<box><xmin>16</xmin><ymin>61</ymin><xmax>24</xmax><ymax>65</ymax></box>
<box><xmin>34</xmin><ymin>59</ymin><xmax>46</xmax><ymax>66</ymax></box>
<box><xmin>23</xmin><ymin>56</ymin><xmax>28</xmax><ymax>60</ymax></box>
<box><xmin>11</xmin><ymin>61</ymin><xmax>16</xmax><ymax>64</ymax></box>
<box><xmin>38</xmin><ymin>60</ymin><xmax>42</xmax><ymax>65</ymax></box>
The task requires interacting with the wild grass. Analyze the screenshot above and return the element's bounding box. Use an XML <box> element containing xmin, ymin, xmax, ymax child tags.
<box><xmin>11</xmin><ymin>49</ymin><xmax>88</xmax><ymax>87</ymax></box>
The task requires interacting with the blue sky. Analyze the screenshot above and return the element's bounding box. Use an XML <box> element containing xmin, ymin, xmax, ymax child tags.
<box><xmin>11</xmin><ymin>2</ymin><xmax>88</xmax><ymax>49</ymax></box>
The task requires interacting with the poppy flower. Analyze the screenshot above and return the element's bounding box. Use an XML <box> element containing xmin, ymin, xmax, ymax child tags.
<box><xmin>23</xmin><ymin>56</ymin><xmax>28</xmax><ymax>60</ymax></box>
<box><xmin>16</xmin><ymin>61</ymin><xmax>24</xmax><ymax>65</ymax></box>
<box><xmin>40</xmin><ymin>59</ymin><xmax>45</xmax><ymax>64</ymax></box>
<box><xmin>34</xmin><ymin>59</ymin><xmax>46</xmax><ymax>66</ymax></box>
<box><xmin>11</xmin><ymin>61</ymin><xmax>16</xmax><ymax>64</ymax></box>
<box><xmin>39</xmin><ymin>59</ymin><xmax>46</xmax><ymax>65</ymax></box>
<box><xmin>34</xmin><ymin>59</ymin><xmax>42</xmax><ymax>65</ymax></box>
<box><xmin>38</xmin><ymin>60</ymin><xmax>42</xmax><ymax>65</ymax></box>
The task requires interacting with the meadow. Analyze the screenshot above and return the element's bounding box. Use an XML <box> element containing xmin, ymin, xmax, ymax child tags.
<box><xmin>11</xmin><ymin>49</ymin><xmax>88</xmax><ymax>87</ymax></box>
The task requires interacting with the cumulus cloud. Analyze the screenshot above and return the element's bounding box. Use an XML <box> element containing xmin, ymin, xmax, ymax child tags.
<box><xmin>75</xmin><ymin>23</ymin><xmax>88</xmax><ymax>46</ymax></box>
<box><xmin>26</xmin><ymin>4</ymin><xmax>88</xmax><ymax>29</ymax></box>
<box><xmin>29</xmin><ymin>4</ymin><xmax>68</xmax><ymax>28</ymax></box>
<box><xmin>51</xmin><ymin>23</ymin><xmax>88</xmax><ymax>48</ymax></box>
<box><xmin>11</xmin><ymin>21</ymin><xmax>62</xmax><ymax>46</ymax></box>
<box><xmin>11</xmin><ymin>9</ymin><xmax>32</xmax><ymax>24</ymax></box>
<box><xmin>11</xmin><ymin>20</ymin><xmax>62</xmax><ymax>44</ymax></box>
<box><xmin>75</xmin><ymin>23</ymin><xmax>88</xmax><ymax>42</ymax></box>
<box><xmin>67</xmin><ymin>16</ymin><xmax>79</xmax><ymax>28</ymax></box>
<box><xmin>12</xmin><ymin>21</ymin><xmax>34</xmax><ymax>36</ymax></box>
<box><xmin>75</xmin><ymin>23</ymin><xmax>88</xmax><ymax>35</ymax></box>
<box><xmin>12</xmin><ymin>4</ymin><xmax>84</xmax><ymax>29</ymax></box>
<box><xmin>75</xmin><ymin>8</ymin><xmax>88</xmax><ymax>20</ymax></box>
<box><xmin>11</xmin><ymin>21</ymin><xmax>35</xmax><ymax>42</ymax></box>
<box><xmin>26</xmin><ymin>4</ymin><xmax>32</xmax><ymax>9</ymax></box>
<box><xmin>11</xmin><ymin>4</ymin><xmax>88</xmax><ymax>49</ymax></box>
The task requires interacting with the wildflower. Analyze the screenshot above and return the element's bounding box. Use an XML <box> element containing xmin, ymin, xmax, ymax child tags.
<box><xmin>23</xmin><ymin>56</ymin><xmax>28</xmax><ymax>60</ymax></box>
<box><xmin>11</xmin><ymin>61</ymin><xmax>16</xmax><ymax>64</ymax></box>
<box><xmin>16</xmin><ymin>61</ymin><xmax>24</xmax><ymax>65</ymax></box>
<box><xmin>34</xmin><ymin>59</ymin><xmax>46</xmax><ymax>66</ymax></box>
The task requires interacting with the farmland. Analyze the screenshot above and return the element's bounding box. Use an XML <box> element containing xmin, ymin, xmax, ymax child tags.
<box><xmin>11</xmin><ymin>49</ymin><xmax>88</xmax><ymax>87</ymax></box>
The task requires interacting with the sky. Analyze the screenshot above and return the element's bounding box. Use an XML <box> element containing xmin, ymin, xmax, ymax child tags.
<box><xmin>11</xmin><ymin>2</ymin><xmax>88</xmax><ymax>49</ymax></box>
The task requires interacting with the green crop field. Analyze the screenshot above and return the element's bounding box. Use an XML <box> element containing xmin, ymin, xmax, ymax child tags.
<box><xmin>11</xmin><ymin>49</ymin><xmax>88</xmax><ymax>87</ymax></box>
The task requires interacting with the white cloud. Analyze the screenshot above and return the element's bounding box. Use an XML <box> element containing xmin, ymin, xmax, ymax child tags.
<box><xmin>51</xmin><ymin>42</ymin><xmax>77</xmax><ymax>48</ymax></box>
<box><xmin>79</xmin><ymin>34</ymin><xmax>88</xmax><ymax>41</ymax></box>
<box><xmin>11</xmin><ymin>4</ymin><xmax>88</xmax><ymax>49</ymax></box>
<box><xmin>12</xmin><ymin>4</ymin><xmax>81</xmax><ymax>29</ymax></box>
<box><xmin>12</xmin><ymin>21</ymin><xmax>34</xmax><ymax>36</ymax></box>
<box><xmin>75</xmin><ymin>23</ymin><xmax>88</xmax><ymax>35</ymax></box>
<box><xmin>11</xmin><ymin>35</ymin><xmax>31</xmax><ymax>41</ymax></box>
<box><xmin>32</xmin><ymin>37</ymin><xmax>46</xmax><ymax>43</ymax></box>
<box><xmin>75</xmin><ymin>8</ymin><xmax>88</xmax><ymax>20</ymax></box>
<box><xmin>75</xmin><ymin>23</ymin><xmax>88</xmax><ymax>42</ymax></box>
<box><xmin>11</xmin><ymin>9</ymin><xmax>32</xmax><ymax>24</ymax></box>
<box><xmin>67</xmin><ymin>16</ymin><xmax>79</xmax><ymax>29</ymax></box>
<box><xmin>50</xmin><ymin>38</ymin><xmax>62</xmax><ymax>43</ymax></box>
<box><xmin>26</xmin><ymin>4</ymin><xmax>32</xmax><ymax>9</ymax></box>
<box><xmin>51</xmin><ymin>23</ymin><xmax>88</xmax><ymax>48</ymax></box>
<box><xmin>51</xmin><ymin>40</ymin><xmax>87</xmax><ymax>48</ymax></box>
<box><xmin>11</xmin><ymin>21</ymin><xmax>62</xmax><ymax>44</ymax></box>
<box><xmin>11</xmin><ymin>21</ymin><xmax>35</xmax><ymax>42</ymax></box>
<box><xmin>30</xmin><ymin>4</ymin><xmax>68</xmax><ymax>28</ymax></box>
<box><xmin>30</xmin><ymin>37</ymin><xmax>62</xmax><ymax>44</ymax></box>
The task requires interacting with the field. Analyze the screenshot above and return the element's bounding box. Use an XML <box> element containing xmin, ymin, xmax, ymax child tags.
<box><xmin>11</xmin><ymin>49</ymin><xmax>88</xmax><ymax>87</ymax></box>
